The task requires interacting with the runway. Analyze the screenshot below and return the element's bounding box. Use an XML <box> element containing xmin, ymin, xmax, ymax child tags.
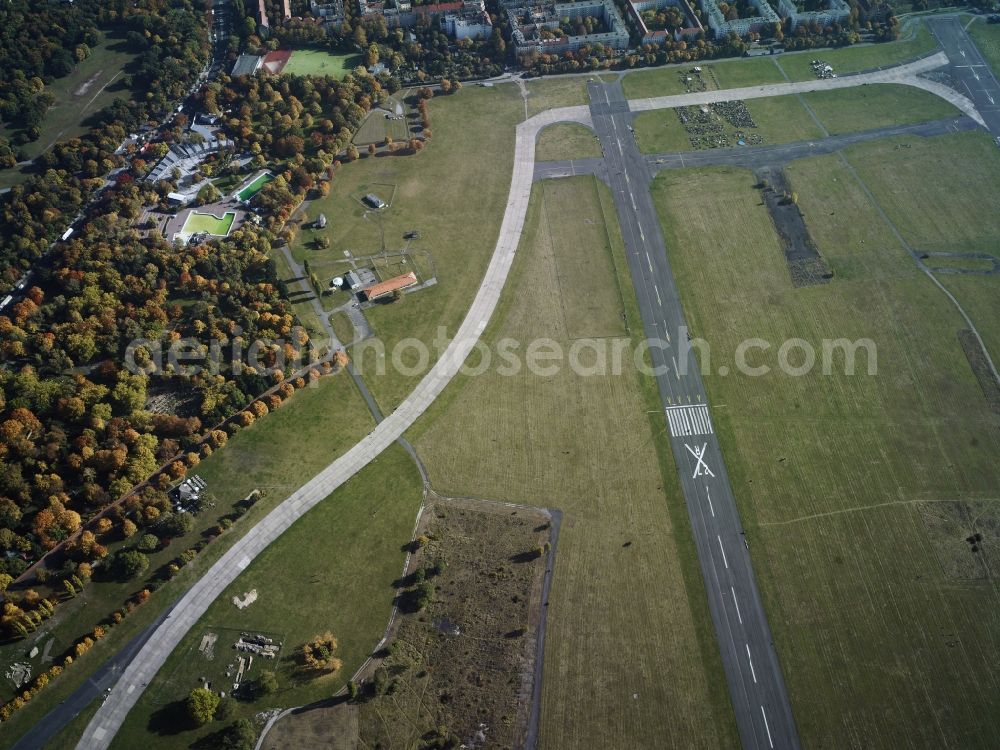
<box><xmin>928</xmin><ymin>17</ymin><xmax>1000</xmax><ymax>138</ymax></box>
<box><xmin>587</xmin><ymin>79</ymin><xmax>799</xmax><ymax>749</ymax></box>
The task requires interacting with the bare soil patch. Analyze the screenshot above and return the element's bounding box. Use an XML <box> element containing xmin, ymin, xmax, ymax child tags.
<box><xmin>263</xmin><ymin>494</ymin><xmax>555</xmax><ymax>750</ymax></box>
<box><xmin>917</xmin><ymin>500</ymin><xmax>1000</xmax><ymax>581</ymax></box>
<box><xmin>756</xmin><ymin>166</ymin><xmax>832</xmax><ymax>287</ymax></box>
<box><xmin>73</xmin><ymin>70</ymin><xmax>104</xmax><ymax>97</ymax></box>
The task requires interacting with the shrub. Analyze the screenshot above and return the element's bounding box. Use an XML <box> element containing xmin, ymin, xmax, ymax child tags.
<box><xmin>137</xmin><ymin>534</ymin><xmax>160</xmax><ymax>553</ymax></box>
<box><xmin>187</xmin><ymin>687</ymin><xmax>219</xmax><ymax>726</ymax></box>
<box><xmin>109</xmin><ymin>549</ymin><xmax>149</xmax><ymax>581</ymax></box>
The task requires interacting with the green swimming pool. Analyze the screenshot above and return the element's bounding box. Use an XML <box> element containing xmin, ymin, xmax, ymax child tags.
<box><xmin>235</xmin><ymin>171</ymin><xmax>274</xmax><ymax>201</ymax></box>
<box><xmin>182</xmin><ymin>211</ymin><xmax>237</xmax><ymax>236</ymax></box>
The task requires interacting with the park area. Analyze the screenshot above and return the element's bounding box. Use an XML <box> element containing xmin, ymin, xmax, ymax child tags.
<box><xmin>0</xmin><ymin>31</ymin><xmax>137</xmax><ymax>186</ymax></box>
<box><xmin>409</xmin><ymin>175</ymin><xmax>737</xmax><ymax>748</ymax></box>
<box><xmin>650</xmin><ymin>129</ymin><xmax>1000</xmax><ymax>748</ymax></box>
<box><xmin>280</xmin><ymin>49</ymin><xmax>359</xmax><ymax>78</ymax></box>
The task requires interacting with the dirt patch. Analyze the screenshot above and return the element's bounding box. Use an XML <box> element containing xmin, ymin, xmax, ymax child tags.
<box><xmin>263</xmin><ymin>495</ymin><xmax>555</xmax><ymax>750</ymax></box>
<box><xmin>917</xmin><ymin>500</ymin><xmax>999</xmax><ymax>581</ymax></box>
<box><xmin>756</xmin><ymin>166</ymin><xmax>832</xmax><ymax>287</ymax></box>
<box><xmin>73</xmin><ymin>71</ymin><xmax>104</xmax><ymax>98</ymax></box>
<box><xmin>958</xmin><ymin>329</ymin><xmax>1000</xmax><ymax>414</ymax></box>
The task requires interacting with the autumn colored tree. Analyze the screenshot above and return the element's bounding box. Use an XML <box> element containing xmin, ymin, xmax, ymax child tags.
<box><xmin>301</xmin><ymin>632</ymin><xmax>343</xmax><ymax>673</ymax></box>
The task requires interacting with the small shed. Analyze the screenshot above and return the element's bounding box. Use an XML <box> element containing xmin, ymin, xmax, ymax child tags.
<box><xmin>167</xmin><ymin>191</ymin><xmax>190</xmax><ymax>205</ymax></box>
<box><xmin>363</xmin><ymin>193</ymin><xmax>387</xmax><ymax>210</ymax></box>
<box><xmin>316</xmin><ymin>213</ymin><xmax>327</xmax><ymax>228</ymax></box>
<box><xmin>344</xmin><ymin>271</ymin><xmax>363</xmax><ymax>290</ymax></box>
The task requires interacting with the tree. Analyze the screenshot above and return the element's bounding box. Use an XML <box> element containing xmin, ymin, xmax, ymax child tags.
<box><xmin>109</xmin><ymin>549</ymin><xmax>148</xmax><ymax>581</ymax></box>
<box><xmin>252</xmin><ymin>670</ymin><xmax>278</xmax><ymax>698</ymax></box>
<box><xmin>301</xmin><ymin>632</ymin><xmax>343</xmax><ymax>672</ymax></box>
<box><xmin>137</xmin><ymin>533</ymin><xmax>160</xmax><ymax>552</ymax></box>
<box><xmin>197</xmin><ymin>182</ymin><xmax>222</xmax><ymax>205</ymax></box>
<box><xmin>157</xmin><ymin>511</ymin><xmax>194</xmax><ymax>538</ymax></box>
<box><xmin>121</xmin><ymin>518</ymin><xmax>138</xmax><ymax>538</ymax></box>
<box><xmin>220</xmin><ymin>719</ymin><xmax>256</xmax><ymax>750</ymax></box>
<box><xmin>186</xmin><ymin>687</ymin><xmax>220</xmax><ymax>726</ymax></box>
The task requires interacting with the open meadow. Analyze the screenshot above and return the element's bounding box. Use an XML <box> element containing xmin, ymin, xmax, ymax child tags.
<box><xmin>111</xmin><ymin>445</ymin><xmax>423</xmax><ymax>750</ymax></box>
<box><xmin>286</xmin><ymin>84</ymin><xmax>525</xmax><ymax>412</ymax></box>
<box><xmin>800</xmin><ymin>83</ymin><xmax>959</xmax><ymax>135</ymax></box>
<box><xmin>535</xmin><ymin>122</ymin><xmax>602</xmax><ymax>161</ymax></box>
<box><xmin>281</xmin><ymin>49</ymin><xmax>359</xmax><ymax>78</ymax></box>
<box><xmin>410</xmin><ymin>176</ymin><xmax>737</xmax><ymax>749</ymax></box>
<box><xmin>651</xmin><ymin>144</ymin><xmax>1000</xmax><ymax>747</ymax></box>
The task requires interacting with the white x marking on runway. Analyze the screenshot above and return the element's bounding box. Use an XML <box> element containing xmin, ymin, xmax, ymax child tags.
<box><xmin>685</xmin><ymin>442</ymin><xmax>715</xmax><ymax>478</ymax></box>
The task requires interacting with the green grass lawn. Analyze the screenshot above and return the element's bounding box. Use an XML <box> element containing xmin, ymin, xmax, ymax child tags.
<box><xmin>410</xmin><ymin>175</ymin><xmax>737</xmax><ymax>749</ymax></box>
<box><xmin>111</xmin><ymin>445</ymin><xmax>423</xmax><ymax>750</ymax></box>
<box><xmin>652</xmin><ymin>158</ymin><xmax>1000</xmax><ymax>748</ymax></box>
<box><xmin>281</xmin><ymin>49</ymin><xmax>359</xmax><ymax>78</ymax></box>
<box><xmin>286</xmin><ymin>85</ymin><xmax>525</xmax><ymax>413</ymax></box>
<box><xmin>775</xmin><ymin>24</ymin><xmax>939</xmax><ymax>81</ymax></box>
<box><xmin>330</xmin><ymin>310</ymin><xmax>355</xmax><ymax>346</ymax></box>
<box><xmin>842</xmin><ymin>130</ymin><xmax>1000</xmax><ymax>363</ymax></box>
<box><xmin>622</xmin><ymin>57</ymin><xmax>787</xmax><ymax>100</ymax></box>
<box><xmin>633</xmin><ymin>94</ymin><xmax>822</xmax><ymax>154</ymax></box>
<box><xmin>235</xmin><ymin>171</ymin><xmax>273</xmax><ymax>201</ymax></box>
<box><xmin>0</xmin><ymin>376</ymin><xmax>374</xmax><ymax>749</ymax></box>
<box><xmin>182</xmin><ymin>211</ymin><xmax>236</xmax><ymax>236</ymax></box>
<box><xmin>968</xmin><ymin>19</ymin><xmax>1000</xmax><ymax>79</ymax></box>
<box><xmin>351</xmin><ymin>105</ymin><xmax>412</xmax><ymax>147</ymax></box>
<box><xmin>801</xmin><ymin>83</ymin><xmax>959</xmax><ymax>134</ymax></box>
<box><xmin>710</xmin><ymin>56</ymin><xmax>787</xmax><ymax>88</ymax></box>
<box><xmin>534</xmin><ymin>122</ymin><xmax>602</xmax><ymax>161</ymax></box>
<box><xmin>524</xmin><ymin>77</ymin><xmax>590</xmax><ymax>117</ymax></box>
<box><xmin>0</xmin><ymin>31</ymin><xmax>137</xmax><ymax>186</ymax></box>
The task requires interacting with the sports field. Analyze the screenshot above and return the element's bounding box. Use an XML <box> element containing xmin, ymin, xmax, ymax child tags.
<box><xmin>281</xmin><ymin>49</ymin><xmax>359</xmax><ymax>78</ymax></box>
<box><xmin>411</xmin><ymin>176</ymin><xmax>737</xmax><ymax>749</ymax></box>
<box><xmin>111</xmin><ymin>446</ymin><xmax>423</xmax><ymax>750</ymax></box>
<box><xmin>535</xmin><ymin>122</ymin><xmax>602</xmax><ymax>161</ymax></box>
<box><xmin>651</xmin><ymin>145</ymin><xmax>1000</xmax><ymax>747</ymax></box>
<box><xmin>181</xmin><ymin>210</ymin><xmax>236</xmax><ymax>237</ymax></box>
<box><xmin>235</xmin><ymin>171</ymin><xmax>273</xmax><ymax>201</ymax></box>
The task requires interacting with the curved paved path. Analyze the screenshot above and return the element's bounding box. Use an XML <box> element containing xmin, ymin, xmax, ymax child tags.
<box><xmin>78</xmin><ymin>49</ymin><xmax>977</xmax><ymax>749</ymax></box>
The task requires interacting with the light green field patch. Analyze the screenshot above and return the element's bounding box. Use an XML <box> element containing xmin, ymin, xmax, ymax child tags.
<box><xmin>802</xmin><ymin>83</ymin><xmax>959</xmax><ymax>135</ymax></box>
<box><xmin>182</xmin><ymin>210</ymin><xmax>236</xmax><ymax>236</ymax></box>
<box><xmin>282</xmin><ymin>49</ymin><xmax>360</xmax><ymax>78</ymax></box>
<box><xmin>539</xmin><ymin>177</ymin><xmax>626</xmax><ymax>339</ymax></box>
<box><xmin>775</xmin><ymin>24</ymin><xmax>939</xmax><ymax>81</ymax></box>
<box><xmin>535</xmin><ymin>122</ymin><xmax>602</xmax><ymax>161</ymax></box>
<box><xmin>968</xmin><ymin>20</ymin><xmax>1000</xmax><ymax>79</ymax></box>
<box><xmin>524</xmin><ymin>76</ymin><xmax>591</xmax><ymax>117</ymax></box>
<box><xmin>710</xmin><ymin>56</ymin><xmax>787</xmax><ymax>88</ymax></box>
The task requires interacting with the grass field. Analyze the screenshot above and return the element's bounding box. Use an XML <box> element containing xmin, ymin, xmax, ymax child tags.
<box><xmin>111</xmin><ymin>445</ymin><xmax>423</xmax><ymax>750</ymax></box>
<box><xmin>652</xmin><ymin>158</ymin><xmax>1000</xmax><ymax>747</ymax></box>
<box><xmin>0</xmin><ymin>32</ymin><xmax>137</xmax><ymax>186</ymax></box>
<box><xmin>182</xmin><ymin>211</ymin><xmax>236</xmax><ymax>236</ymax></box>
<box><xmin>968</xmin><ymin>20</ymin><xmax>1000</xmax><ymax>78</ymax></box>
<box><xmin>775</xmin><ymin>23</ymin><xmax>939</xmax><ymax>81</ymax></box>
<box><xmin>235</xmin><ymin>171</ymin><xmax>273</xmax><ymax>201</ymax></box>
<box><xmin>410</xmin><ymin>175</ymin><xmax>737</xmax><ymax>748</ymax></box>
<box><xmin>351</xmin><ymin>103</ymin><xmax>412</xmax><ymax>147</ymax></box>
<box><xmin>633</xmin><ymin>94</ymin><xmax>823</xmax><ymax>154</ymax></box>
<box><xmin>622</xmin><ymin>57</ymin><xmax>787</xmax><ymax>100</ymax></box>
<box><xmin>524</xmin><ymin>77</ymin><xmax>590</xmax><ymax>117</ymax></box>
<box><xmin>281</xmin><ymin>49</ymin><xmax>359</xmax><ymax>78</ymax></box>
<box><xmin>535</xmin><ymin>122</ymin><xmax>602</xmax><ymax>161</ymax></box>
<box><xmin>801</xmin><ymin>83</ymin><xmax>959</xmax><ymax>134</ymax></box>
<box><xmin>0</xmin><ymin>376</ymin><xmax>375</xmax><ymax>749</ymax></box>
<box><xmin>843</xmin><ymin>131</ymin><xmax>1000</xmax><ymax>364</ymax></box>
<box><xmin>286</xmin><ymin>84</ymin><xmax>525</xmax><ymax>413</ymax></box>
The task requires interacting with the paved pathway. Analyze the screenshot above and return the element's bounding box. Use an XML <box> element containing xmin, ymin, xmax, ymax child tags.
<box><xmin>77</xmin><ymin>48</ymin><xmax>981</xmax><ymax>749</ymax></box>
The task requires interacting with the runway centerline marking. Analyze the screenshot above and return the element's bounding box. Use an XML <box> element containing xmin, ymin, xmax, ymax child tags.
<box><xmin>706</xmin><ymin>486</ymin><xmax>715</xmax><ymax>517</ymax></box>
<box><xmin>746</xmin><ymin>643</ymin><xmax>757</xmax><ymax>683</ymax></box>
<box><xmin>761</xmin><ymin>705</ymin><xmax>774</xmax><ymax>748</ymax></box>
<box><xmin>717</xmin><ymin>534</ymin><xmax>728</xmax><ymax>568</ymax></box>
<box><xmin>731</xmin><ymin>585</ymin><xmax>742</xmax><ymax>624</ymax></box>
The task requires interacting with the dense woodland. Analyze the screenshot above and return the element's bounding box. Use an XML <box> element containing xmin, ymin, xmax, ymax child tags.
<box><xmin>0</xmin><ymin>0</ymin><xmax>211</xmax><ymax>284</ymax></box>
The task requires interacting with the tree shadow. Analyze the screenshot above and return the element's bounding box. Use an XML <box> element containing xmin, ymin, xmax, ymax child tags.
<box><xmin>146</xmin><ymin>699</ymin><xmax>191</xmax><ymax>736</ymax></box>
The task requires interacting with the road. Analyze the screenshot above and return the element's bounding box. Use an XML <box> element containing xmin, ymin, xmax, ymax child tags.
<box><xmin>928</xmin><ymin>16</ymin><xmax>1000</xmax><ymax>137</ymax></box>
<box><xmin>534</xmin><ymin>115</ymin><xmax>978</xmax><ymax>181</ymax></box>
<box><xmin>74</xmin><ymin>46</ymin><xmax>985</xmax><ymax>749</ymax></box>
<box><xmin>11</xmin><ymin>607</ymin><xmax>172</xmax><ymax>750</ymax></box>
<box><xmin>588</xmin><ymin>79</ymin><xmax>798</xmax><ymax>750</ymax></box>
